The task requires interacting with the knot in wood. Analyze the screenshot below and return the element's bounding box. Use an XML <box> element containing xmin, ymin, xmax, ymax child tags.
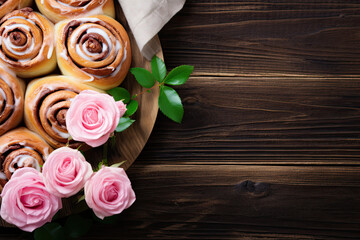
<box><xmin>235</xmin><ymin>180</ymin><xmax>270</xmax><ymax>198</ymax></box>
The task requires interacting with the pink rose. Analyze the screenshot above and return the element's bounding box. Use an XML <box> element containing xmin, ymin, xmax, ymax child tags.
<box><xmin>84</xmin><ymin>166</ymin><xmax>136</xmax><ymax>219</ymax></box>
<box><xmin>0</xmin><ymin>168</ymin><xmax>62</xmax><ymax>232</ymax></box>
<box><xmin>66</xmin><ymin>90</ymin><xmax>127</xmax><ymax>147</ymax></box>
<box><xmin>42</xmin><ymin>147</ymin><xmax>93</xmax><ymax>198</ymax></box>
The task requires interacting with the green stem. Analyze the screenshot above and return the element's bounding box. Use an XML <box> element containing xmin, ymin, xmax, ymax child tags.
<box><xmin>66</xmin><ymin>136</ymin><xmax>72</xmax><ymax>147</ymax></box>
<box><xmin>110</xmin><ymin>135</ymin><xmax>116</xmax><ymax>149</ymax></box>
<box><xmin>102</xmin><ymin>141</ymin><xmax>108</xmax><ymax>166</ymax></box>
<box><xmin>133</xmin><ymin>82</ymin><xmax>163</xmax><ymax>99</ymax></box>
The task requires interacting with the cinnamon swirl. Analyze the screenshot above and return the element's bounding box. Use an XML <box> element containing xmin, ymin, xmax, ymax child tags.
<box><xmin>35</xmin><ymin>0</ymin><xmax>115</xmax><ymax>23</ymax></box>
<box><xmin>0</xmin><ymin>8</ymin><xmax>57</xmax><ymax>78</ymax></box>
<box><xmin>0</xmin><ymin>66</ymin><xmax>24</xmax><ymax>136</ymax></box>
<box><xmin>0</xmin><ymin>127</ymin><xmax>52</xmax><ymax>190</ymax></box>
<box><xmin>24</xmin><ymin>75</ymin><xmax>102</xmax><ymax>149</ymax></box>
<box><xmin>55</xmin><ymin>15</ymin><xmax>131</xmax><ymax>90</ymax></box>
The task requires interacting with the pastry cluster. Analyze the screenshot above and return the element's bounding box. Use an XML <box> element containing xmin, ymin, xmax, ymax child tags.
<box><xmin>0</xmin><ymin>0</ymin><xmax>131</xmax><ymax>189</ymax></box>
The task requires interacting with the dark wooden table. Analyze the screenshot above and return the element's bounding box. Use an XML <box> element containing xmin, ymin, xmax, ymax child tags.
<box><xmin>2</xmin><ymin>1</ymin><xmax>360</xmax><ymax>239</ymax></box>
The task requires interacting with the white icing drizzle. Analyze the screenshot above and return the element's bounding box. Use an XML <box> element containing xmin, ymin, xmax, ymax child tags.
<box><xmin>51</xmin><ymin>125</ymin><xmax>70</xmax><ymax>139</ymax></box>
<box><xmin>47</xmin><ymin>43</ymin><xmax>54</xmax><ymax>59</ymax></box>
<box><xmin>45</xmin><ymin>1</ymin><xmax>105</xmax><ymax>15</ymax></box>
<box><xmin>2</xmin><ymin>35</ymin><xmax>35</xmax><ymax>56</ymax></box>
<box><xmin>76</xmin><ymin>44</ymin><xmax>92</xmax><ymax>61</ymax></box>
<box><xmin>60</xmin><ymin>49</ymin><xmax>68</xmax><ymax>60</ymax></box>
<box><xmin>0</xmin><ymin>86</ymin><xmax>15</xmax><ymax>114</ymax></box>
<box><xmin>82</xmin><ymin>42</ymin><xmax>108</xmax><ymax>58</ymax></box>
<box><xmin>0</xmin><ymin>172</ymin><xmax>6</xmax><ymax>179</ymax></box>
<box><xmin>82</xmin><ymin>72</ymin><xmax>94</xmax><ymax>82</ymax></box>
<box><xmin>109</xmin><ymin>41</ymin><xmax>127</xmax><ymax>77</ymax></box>
<box><xmin>115</xmin><ymin>40</ymin><xmax>121</xmax><ymax>52</ymax></box>
<box><xmin>86</xmin><ymin>28</ymin><xmax>112</xmax><ymax>49</ymax></box>
<box><xmin>103</xmin><ymin>43</ymin><xmax>108</xmax><ymax>52</ymax></box>
<box><xmin>43</xmin><ymin>147</ymin><xmax>50</xmax><ymax>158</ymax></box>
<box><xmin>84</xmin><ymin>41</ymin><xmax>127</xmax><ymax>79</ymax></box>
<box><xmin>46</xmin><ymin>84</ymin><xmax>56</xmax><ymax>91</ymax></box>
<box><xmin>50</xmin><ymin>1</ymin><xmax>72</xmax><ymax>14</ymax></box>
<box><xmin>37</xmin><ymin>43</ymin><xmax>48</xmax><ymax>62</ymax></box>
<box><xmin>7</xmin><ymin>17</ymin><xmax>36</xmax><ymax>26</ymax></box>
<box><xmin>14</xmin><ymin>96</ymin><xmax>20</xmax><ymax>107</ymax></box>
<box><xmin>18</xmin><ymin>58</ymin><xmax>32</xmax><ymax>62</ymax></box>
<box><xmin>77</xmin><ymin>18</ymin><xmax>101</xmax><ymax>23</ymax></box>
<box><xmin>9</xmin><ymin>155</ymin><xmax>41</xmax><ymax>173</ymax></box>
<box><xmin>57</xmin><ymin>0</ymin><xmax>76</xmax><ymax>8</ymax></box>
<box><xmin>4</xmin><ymin>23</ymin><xmax>30</xmax><ymax>32</ymax></box>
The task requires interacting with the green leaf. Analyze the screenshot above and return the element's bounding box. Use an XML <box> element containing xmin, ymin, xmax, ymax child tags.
<box><xmin>110</xmin><ymin>135</ymin><xmax>116</xmax><ymax>148</ymax></box>
<box><xmin>34</xmin><ymin>223</ymin><xmax>65</xmax><ymax>240</ymax></box>
<box><xmin>151</xmin><ymin>55</ymin><xmax>167</xmax><ymax>82</ymax></box>
<box><xmin>110</xmin><ymin>160</ymin><xmax>126</xmax><ymax>168</ymax></box>
<box><xmin>97</xmin><ymin>161</ymin><xmax>103</xmax><ymax>171</ymax></box>
<box><xmin>125</xmin><ymin>100</ymin><xmax>138</xmax><ymax>116</ymax></box>
<box><xmin>130</xmin><ymin>68</ymin><xmax>156</xmax><ymax>88</ymax></box>
<box><xmin>64</xmin><ymin>214</ymin><xmax>92</xmax><ymax>239</ymax></box>
<box><xmin>164</xmin><ymin>65</ymin><xmax>194</xmax><ymax>85</ymax></box>
<box><xmin>51</xmin><ymin>211</ymin><xmax>61</xmax><ymax>221</ymax></box>
<box><xmin>115</xmin><ymin>117</ymin><xmax>135</xmax><ymax>132</ymax></box>
<box><xmin>77</xmin><ymin>195</ymin><xmax>85</xmax><ymax>204</ymax></box>
<box><xmin>158</xmin><ymin>86</ymin><xmax>184</xmax><ymax>123</ymax></box>
<box><xmin>106</xmin><ymin>87</ymin><xmax>131</xmax><ymax>103</ymax></box>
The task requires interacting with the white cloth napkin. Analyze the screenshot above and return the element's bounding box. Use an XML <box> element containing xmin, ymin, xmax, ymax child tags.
<box><xmin>118</xmin><ymin>0</ymin><xmax>186</xmax><ymax>60</ymax></box>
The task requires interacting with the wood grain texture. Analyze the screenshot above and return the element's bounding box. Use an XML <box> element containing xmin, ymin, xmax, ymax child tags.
<box><xmin>160</xmin><ymin>0</ymin><xmax>360</xmax><ymax>76</ymax></box>
<box><xmin>1</xmin><ymin>0</ymin><xmax>360</xmax><ymax>239</ymax></box>
<box><xmin>76</xmin><ymin>164</ymin><xmax>360</xmax><ymax>239</ymax></box>
<box><xmin>139</xmin><ymin>75</ymin><xmax>360</xmax><ymax>165</ymax></box>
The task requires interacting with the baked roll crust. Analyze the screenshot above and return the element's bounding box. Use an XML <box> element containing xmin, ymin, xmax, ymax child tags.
<box><xmin>24</xmin><ymin>75</ymin><xmax>102</xmax><ymax>149</ymax></box>
<box><xmin>35</xmin><ymin>0</ymin><xmax>115</xmax><ymax>23</ymax></box>
<box><xmin>55</xmin><ymin>15</ymin><xmax>131</xmax><ymax>90</ymax></box>
<box><xmin>0</xmin><ymin>66</ymin><xmax>25</xmax><ymax>136</ymax></box>
<box><xmin>0</xmin><ymin>127</ymin><xmax>52</xmax><ymax>190</ymax></box>
<box><xmin>0</xmin><ymin>8</ymin><xmax>57</xmax><ymax>78</ymax></box>
<box><xmin>0</xmin><ymin>0</ymin><xmax>32</xmax><ymax>20</ymax></box>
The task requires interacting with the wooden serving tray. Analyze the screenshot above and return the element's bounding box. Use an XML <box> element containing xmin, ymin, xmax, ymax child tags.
<box><xmin>0</xmin><ymin>2</ymin><xmax>161</xmax><ymax>227</ymax></box>
<box><xmin>84</xmin><ymin>4</ymin><xmax>161</xmax><ymax>172</ymax></box>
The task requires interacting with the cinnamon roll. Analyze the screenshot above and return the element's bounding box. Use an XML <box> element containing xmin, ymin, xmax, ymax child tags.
<box><xmin>35</xmin><ymin>0</ymin><xmax>115</xmax><ymax>23</ymax></box>
<box><xmin>0</xmin><ymin>127</ymin><xmax>52</xmax><ymax>189</ymax></box>
<box><xmin>55</xmin><ymin>15</ymin><xmax>131</xmax><ymax>90</ymax></box>
<box><xmin>0</xmin><ymin>0</ymin><xmax>32</xmax><ymax>20</ymax></box>
<box><xmin>24</xmin><ymin>75</ymin><xmax>102</xmax><ymax>149</ymax></box>
<box><xmin>0</xmin><ymin>66</ymin><xmax>25</xmax><ymax>136</ymax></box>
<box><xmin>0</xmin><ymin>8</ymin><xmax>57</xmax><ymax>78</ymax></box>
